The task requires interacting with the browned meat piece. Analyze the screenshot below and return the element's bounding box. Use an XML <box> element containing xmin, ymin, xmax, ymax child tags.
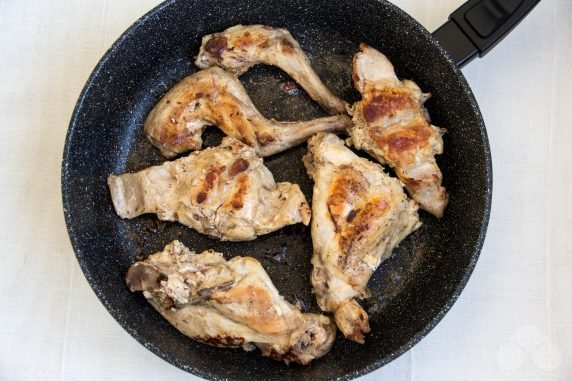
<box><xmin>108</xmin><ymin>137</ymin><xmax>310</xmax><ymax>241</ymax></box>
<box><xmin>126</xmin><ymin>240</ymin><xmax>336</xmax><ymax>365</ymax></box>
<box><xmin>195</xmin><ymin>25</ymin><xmax>347</xmax><ymax>114</ymax></box>
<box><xmin>348</xmin><ymin>44</ymin><xmax>448</xmax><ymax>217</ymax></box>
<box><xmin>145</xmin><ymin>67</ymin><xmax>351</xmax><ymax>158</ymax></box>
<box><xmin>304</xmin><ymin>133</ymin><xmax>421</xmax><ymax>343</ymax></box>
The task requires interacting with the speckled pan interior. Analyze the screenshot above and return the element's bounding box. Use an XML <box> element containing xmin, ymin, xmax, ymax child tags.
<box><xmin>62</xmin><ymin>0</ymin><xmax>492</xmax><ymax>380</ymax></box>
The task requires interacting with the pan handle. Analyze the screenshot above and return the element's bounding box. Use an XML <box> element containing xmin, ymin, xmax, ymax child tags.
<box><xmin>432</xmin><ymin>0</ymin><xmax>541</xmax><ymax>68</ymax></box>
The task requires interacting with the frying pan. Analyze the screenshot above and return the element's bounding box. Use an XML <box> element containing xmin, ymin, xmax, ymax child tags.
<box><xmin>61</xmin><ymin>0</ymin><xmax>540</xmax><ymax>379</ymax></box>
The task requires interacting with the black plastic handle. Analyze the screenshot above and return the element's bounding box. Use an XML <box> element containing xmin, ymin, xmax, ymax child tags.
<box><xmin>432</xmin><ymin>0</ymin><xmax>541</xmax><ymax>68</ymax></box>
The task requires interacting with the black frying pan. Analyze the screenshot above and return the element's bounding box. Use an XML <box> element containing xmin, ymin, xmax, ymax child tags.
<box><xmin>61</xmin><ymin>0</ymin><xmax>539</xmax><ymax>379</ymax></box>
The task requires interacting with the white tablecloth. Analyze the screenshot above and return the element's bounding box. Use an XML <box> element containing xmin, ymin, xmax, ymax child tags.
<box><xmin>1</xmin><ymin>0</ymin><xmax>570</xmax><ymax>380</ymax></box>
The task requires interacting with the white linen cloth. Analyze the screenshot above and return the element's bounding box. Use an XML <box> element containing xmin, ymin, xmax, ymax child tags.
<box><xmin>0</xmin><ymin>0</ymin><xmax>570</xmax><ymax>380</ymax></box>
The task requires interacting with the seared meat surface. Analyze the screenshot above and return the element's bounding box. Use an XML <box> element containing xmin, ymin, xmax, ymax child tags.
<box><xmin>195</xmin><ymin>25</ymin><xmax>347</xmax><ymax>115</ymax></box>
<box><xmin>126</xmin><ymin>241</ymin><xmax>336</xmax><ymax>365</ymax></box>
<box><xmin>304</xmin><ymin>133</ymin><xmax>420</xmax><ymax>343</ymax></box>
<box><xmin>348</xmin><ymin>44</ymin><xmax>447</xmax><ymax>217</ymax></box>
<box><xmin>108</xmin><ymin>137</ymin><xmax>310</xmax><ymax>241</ymax></box>
<box><xmin>145</xmin><ymin>67</ymin><xmax>351</xmax><ymax>158</ymax></box>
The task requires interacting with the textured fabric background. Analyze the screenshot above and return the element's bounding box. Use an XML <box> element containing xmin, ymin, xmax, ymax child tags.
<box><xmin>1</xmin><ymin>0</ymin><xmax>570</xmax><ymax>380</ymax></box>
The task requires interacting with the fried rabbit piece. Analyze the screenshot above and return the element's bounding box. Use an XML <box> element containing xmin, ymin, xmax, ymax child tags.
<box><xmin>304</xmin><ymin>133</ymin><xmax>421</xmax><ymax>343</ymax></box>
<box><xmin>145</xmin><ymin>67</ymin><xmax>351</xmax><ymax>158</ymax></box>
<box><xmin>195</xmin><ymin>24</ymin><xmax>347</xmax><ymax>115</ymax></box>
<box><xmin>126</xmin><ymin>240</ymin><xmax>336</xmax><ymax>365</ymax></box>
<box><xmin>108</xmin><ymin>137</ymin><xmax>310</xmax><ymax>241</ymax></box>
<box><xmin>348</xmin><ymin>44</ymin><xmax>448</xmax><ymax>217</ymax></box>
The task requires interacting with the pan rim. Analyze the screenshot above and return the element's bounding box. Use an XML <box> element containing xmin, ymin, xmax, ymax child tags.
<box><xmin>61</xmin><ymin>0</ymin><xmax>492</xmax><ymax>379</ymax></box>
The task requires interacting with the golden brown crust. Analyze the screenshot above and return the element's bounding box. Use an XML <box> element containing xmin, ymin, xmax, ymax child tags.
<box><xmin>228</xmin><ymin>158</ymin><xmax>250</xmax><ymax>176</ymax></box>
<box><xmin>368</xmin><ymin>116</ymin><xmax>434</xmax><ymax>167</ymax></box>
<box><xmin>203</xmin><ymin>36</ymin><xmax>229</xmax><ymax>59</ymax></box>
<box><xmin>326</xmin><ymin>166</ymin><xmax>364</xmax><ymax>225</ymax></box>
<box><xmin>361</xmin><ymin>88</ymin><xmax>416</xmax><ymax>123</ymax></box>
<box><xmin>214</xmin><ymin>284</ymin><xmax>281</xmax><ymax>334</ymax></box>
<box><xmin>195</xmin><ymin>164</ymin><xmax>225</xmax><ymax>204</ymax></box>
<box><xmin>326</xmin><ymin>167</ymin><xmax>391</xmax><ymax>266</ymax></box>
<box><xmin>337</xmin><ymin>198</ymin><xmax>388</xmax><ymax>260</ymax></box>
<box><xmin>229</xmin><ymin>174</ymin><xmax>249</xmax><ymax>210</ymax></box>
